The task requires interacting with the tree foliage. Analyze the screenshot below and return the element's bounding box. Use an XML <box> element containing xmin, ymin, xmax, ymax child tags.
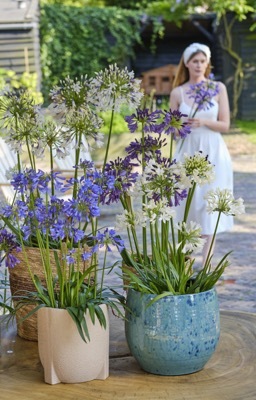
<box><xmin>143</xmin><ymin>0</ymin><xmax>256</xmax><ymax>119</ymax></box>
<box><xmin>40</xmin><ymin>4</ymin><xmax>144</xmax><ymax>101</ymax></box>
<box><xmin>40</xmin><ymin>0</ymin><xmax>256</xmax><ymax>116</ymax></box>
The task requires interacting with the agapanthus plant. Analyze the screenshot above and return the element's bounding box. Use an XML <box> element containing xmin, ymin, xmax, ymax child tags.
<box><xmin>0</xmin><ymin>163</ymin><xmax>125</xmax><ymax>341</ymax></box>
<box><xmin>102</xmin><ymin>108</ymin><xmax>245</xmax><ymax>300</ymax></box>
<box><xmin>0</xmin><ymin>64</ymin><xmax>144</xmax><ymax>337</ymax></box>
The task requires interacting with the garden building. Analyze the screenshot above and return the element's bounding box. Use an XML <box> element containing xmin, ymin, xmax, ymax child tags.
<box><xmin>0</xmin><ymin>0</ymin><xmax>41</xmax><ymax>88</ymax></box>
<box><xmin>131</xmin><ymin>13</ymin><xmax>256</xmax><ymax>120</ymax></box>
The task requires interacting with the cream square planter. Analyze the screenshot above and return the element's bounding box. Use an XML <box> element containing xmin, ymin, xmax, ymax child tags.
<box><xmin>37</xmin><ymin>305</ymin><xmax>109</xmax><ymax>384</ymax></box>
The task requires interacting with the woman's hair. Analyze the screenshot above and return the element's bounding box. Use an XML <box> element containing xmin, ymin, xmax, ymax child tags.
<box><xmin>172</xmin><ymin>50</ymin><xmax>212</xmax><ymax>88</ymax></box>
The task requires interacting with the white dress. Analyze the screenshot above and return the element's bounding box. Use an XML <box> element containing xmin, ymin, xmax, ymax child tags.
<box><xmin>174</xmin><ymin>87</ymin><xmax>233</xmax><ymax>235</ymax></box>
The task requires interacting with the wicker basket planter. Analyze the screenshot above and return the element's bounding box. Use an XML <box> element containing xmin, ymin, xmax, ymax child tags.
<box><xmin>9</xmin><ymin>247</ymin><xmax>91</xmax><ymax>341</ymax></box>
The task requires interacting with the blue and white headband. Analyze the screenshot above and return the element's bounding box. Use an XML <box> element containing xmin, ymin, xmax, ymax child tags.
<box><xmin>183</xmin><ymin>43</ymin><xmax>211</xmax><ymax>64</ymax></box>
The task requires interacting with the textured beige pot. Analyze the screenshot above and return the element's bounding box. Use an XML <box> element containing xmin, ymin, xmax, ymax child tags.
<box><xmin>37</xmin><ymin>305</ymin><xmax>109</xmax><ymax>384</ymax></box>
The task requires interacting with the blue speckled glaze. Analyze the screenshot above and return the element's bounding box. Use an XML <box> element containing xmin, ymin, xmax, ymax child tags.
<box><xmin>125</xmin><ymin>288</ymin><xmax>220</xmax><ymax>376</ymax></box>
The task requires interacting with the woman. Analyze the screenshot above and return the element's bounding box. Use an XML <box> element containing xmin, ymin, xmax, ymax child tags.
<box><xmin>170</xmin><ymin>42</ymin><xmax>233</xmax><ymax>265</ymax></box>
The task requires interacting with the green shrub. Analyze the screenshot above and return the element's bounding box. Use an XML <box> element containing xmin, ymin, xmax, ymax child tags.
<box><xmin>40</xmin><ymin>5</ymin><xmax>143</xmax><ymax>102</ymax></box>
<box><xmin>0</xmin><ymin>69</ymin><xmax>43</xmax><ymax>104</ymax></box>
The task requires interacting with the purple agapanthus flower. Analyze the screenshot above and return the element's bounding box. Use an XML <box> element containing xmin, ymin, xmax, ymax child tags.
<box><xmin>125</xmin><ymin>109</ymin><xmax>162</xmax><ymax>134</ymax></box>
<box><xmin>159</xmin><ymin>109</ymin><xmax>191</xmax><ymax>140</ymax></box>
<box><xmin>125</xmin><ymin>135</ymin><xmax>167</xmax><ymax>163</ymax></box>
<box><xmin>94</xmin><ymin>228</ymin><xmax>125</xmax><ymax>252</ymax></box>
<box><xmin>10</xmin><ymin>169</ymin><xmax>52</xmax><ymax>194</ymax></box>
<box><xmin>186</xmin><ymin>79</ymin><xmax>219</xmax><ymax>118</ymax></box>
<box><xmin>65</xmin><ymin>249</ymin><xmax>76</xmax><ymax>265</ymax></box>
<box><xmin>0</xmin><ymin>229</ymin><xmax>21</xmax><ymax>268</ymax></box>
<box><xmin>101</xmin><ymin>157</ymin><xmax>139</xmax><ymax>205</ymax></box>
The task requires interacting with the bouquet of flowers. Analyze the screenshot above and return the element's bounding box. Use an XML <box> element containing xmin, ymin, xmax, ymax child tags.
<box><xmin>186</xmin><ymin>76</ymin><xmax>219</xmax><ymax>119</ymax></box>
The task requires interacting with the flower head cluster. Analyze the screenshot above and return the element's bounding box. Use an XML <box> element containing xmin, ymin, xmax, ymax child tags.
<box><xmin>89</xmin><ymin>64</ymin><xmax>143</xmax><ymax>111</ymax></box>
<box><xmin>115</xmin><ymin>209</ymin><xmax>147</xmax><ymax>230</ymax></box>
<box><xmin>10</xmin><ymin>168</ymin><xmax>54</xmax><ymax>194</ymax></box>
<box><xmin>159</xmin><ymin>109</ymin><xmax>191</xmax><ymax>139</ymax></box>
<box><xmin>205</xmin><ymin>188</ymin><xmax>245</xmax><ymax>216</ymax></box>
<box><xmin>182</xmin><ymin>151</ymin><xmax>215</xmax><ymax>185</ymax></box>
<box><xmin>0</xmin><ymin>89</ymin><xmax>44</xmax><ymax>153</ymax></box>
<box><xmin>143</xmin><ymin>199</ymin><xmax>176</xmax><ymax>224</ymax></box>
<box><xmin>125</xmin><ymin>135</ymin><xmax>166</xmax><ymax>163</ymax></box>
<box><xmin>177</xmin><ymin>221</ymin><xmax>206</xmax><ymax>254</ymax></box>
<box><xmin>1</xmin><ymin>167</ymin><xmax>106</xmax><ymax>244</ymax></box>
<box><xmin>125</xmin><ymin>108</ymin><xmax>191</xmax><ymax>147</ymax></box>
<box><xmin>49</xmin><ymin>75</ymin><xmax>91</xmax><ymax>112</ymax></box>
<box><xmin>125</xmin><ymin>109</ymin><xmax>162</xmax><ymax>133</ymax></box>
<box><xmin>139</xmin><ymin>158</ymin><xmax>188</xmax><ymax>207</ymax></box>
<box><xmin>186</xmin><ymin>79</ymin><xmax>219</xmax><ymax>117</ymax></box>
<box><xmin>101</xmin><ymin>157</ymin><xmax>139</xmax><ymax>205</ymax></box>
<box><xmin>0</xmin><ymin>229</ymin><xmax>21</xmax><ymax>268</ymax></box>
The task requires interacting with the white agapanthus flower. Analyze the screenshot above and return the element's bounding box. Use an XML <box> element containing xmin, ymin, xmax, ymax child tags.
<box><xmin>115</xmin><ymin>213</ymin><xmax>129</xmax><ymax>230</ymax></box>
<box><xmin>88</xmin><ymin>64</ymin><xmax>143</xmax><ymax>112</ymax></box>
<box><xmin>144</xmin><ymin>159</ymin><xmax>164</xmax><ymax>178</ymax></box>
<box><xmin>205</xmin><ymin>188</ymin><xmax>245</xmax><ymax>216</ymax></box>
<box><xmin>143</xmin><ymin>199</ymin><xmax>176</xmax><ymax>224</ymax></box>
<box><xmin>130</xmin><ymin>176</ymin><xmax>144</xmax><ymax>199</ymax></box>
<box><xmin>115</xmin><ymin>210</ymin><xmax>147</xmax><ymax>231</ymax></box>
<box><xmin>49</xmin><ymin>75</ymin><xmax>91</xmax><ymax>113</ymax></box>
<box><xmin>32</xmin><ymin>139</ymin><xmax>45</xmax><ymax>158</ymax></box>
<box><xmin>158</xmin><ymin>204</ymin><xmax>176</xmax><ymax>223</ymax></box>
<box><xmin>176</xmin><ymin>221</ymin><xmax>206</xmax><ymax>254</ymax></box>
<box><xmin>183</xmin><ymin>151</ymin><xmax>215</xmax><ymax>186</ymax></box>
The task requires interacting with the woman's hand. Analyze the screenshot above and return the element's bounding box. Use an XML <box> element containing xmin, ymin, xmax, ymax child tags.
<box><xmin>187</xmin><ymin>118</ymin><xmax>205</xmax><ymax>128</ymax></box>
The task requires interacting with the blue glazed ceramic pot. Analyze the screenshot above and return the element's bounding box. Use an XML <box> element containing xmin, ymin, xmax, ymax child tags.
<box><xmin>125</xmin><ymin>288</ymin><xmax>220</xmax><ymax>376</ymax></box>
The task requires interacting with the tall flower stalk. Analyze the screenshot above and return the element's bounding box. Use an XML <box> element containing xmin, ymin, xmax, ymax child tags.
<box><xmin>89</xmin><ymin>64</ymin><xmax>143</xmax><ymax>170</ymax></box>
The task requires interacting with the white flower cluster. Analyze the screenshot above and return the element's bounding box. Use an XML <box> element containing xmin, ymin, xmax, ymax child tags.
<box><xmin>183</xmin><ymin>151</ymin><xmax>215</xmax><ymax>186</ymax></box>
<box><xmin>143</xmin><ymin>199</ymin><xmax>176</xmax><ymax>224</ymax></box>
<box><xmin>176</xmin><ymin>221</ymin><xmax>206</xmax><ymax>254</ymax></box>
<box><xmin>89</xmin><ymin>64</ymin><xmax>143</xmax><ymax>112</ymax></box>
<box><xmin>205</xmin><ymin>188</ymin><xmax>245</xmax><ymax>216</ymax></box>
<box><xmin>115</xmin><ymin>210</ymin><xmax>147</xmax><ymax>230</ymax></box>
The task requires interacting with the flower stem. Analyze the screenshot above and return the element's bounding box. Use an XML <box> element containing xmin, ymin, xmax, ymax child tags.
<box><xmin>102</xmin><ymin>97</ymin><xmax>115</xmax><ymax>171</ymax></box>
<box><xmin>203</xmin><ymin>211</ymin><xmax>221</xmax><ymax>268</ymax></box>
<box><xmin>183</xmin><ymin>182</ymin><xmax>196</xmax><ymax>223</ymax></box>
<box><xmin>49</xmin><ymin>145</ymin><xmax>54</xmax><ymax>196</ymax></box>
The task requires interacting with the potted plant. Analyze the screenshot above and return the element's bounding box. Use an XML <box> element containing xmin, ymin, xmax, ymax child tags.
<box><xmin>102</xmin><ymin>106</ymin><xmax>245</xmax><ymax>376</ymax></box>
<box><xmin>0</xmin><ymin>65</ymin><xmax>143</xmax><ymax>383</ymax></box>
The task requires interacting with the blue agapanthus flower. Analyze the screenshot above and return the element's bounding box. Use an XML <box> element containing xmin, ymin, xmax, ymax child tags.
<box><xmin>101</xmin><ymin>157</ymin><xmax>139</xmax><ymax>205</ymax></box>
<box><xmin>0</xmin><ymin>229</ymin><xmax>21</xmax><ymax>268</ymax></box>
<box><xmin>94</xmin><ymin>228</ymin><xmax>125</xmax><ymax>253</ymax></box>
